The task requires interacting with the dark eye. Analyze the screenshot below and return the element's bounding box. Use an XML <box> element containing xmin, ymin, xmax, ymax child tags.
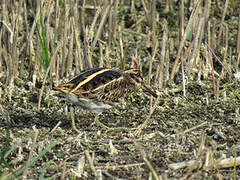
<box><xmin>130</xmin><ymin>74</ymin><xmax>135</xmax><ymax>78</ymax></box>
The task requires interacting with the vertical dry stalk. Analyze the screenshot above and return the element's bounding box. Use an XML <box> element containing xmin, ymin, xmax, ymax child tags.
<box><xmin>99</xmin><ymin>42</ymin><xmax>104</xmax><ymax>67</ymax></box>
<box><xmin>181</xmin><ymin>55</ymin><xmax>186</xmax><ymax>96</ymax></box>
<box><xmin>200</xmin><ymin>0</ymin><xmax>211</xmax><ymax>69</ymax></box>
<box><xmin>221</xmin><ymin>24</ymin><xmax>229</xmax><ymax>78</ymax></box>
<box><xmin>89</xmin><ymin>6</ymin><xmax>101</xmax><ymax>43</ymax></box>
<box><xmin>118</xmin><ymin>25</ymin><xmax>125</xmax><ymax>69</ymax></box>
<box><xmin>0</xmin><ymin>52</ymin><xmax>2</xmax><ymax>74</ymax></box>
<box><xmin>211</xmin><ymin>20</ymin><xmax>217</xmax><ymax>50</ymax></box>
<box><xmin>140</xmin><ymin>0</ymin><xmax>150</xmax><ymax>22</ymax></box>
<box><xmin>53</xmin><ymin>0</ymin><xmax>61</xmax><ymax>85</ymax></box>
<box><xmin>53</xmin><ymin>0</ymin><xmax>60</xmax><ymax>53</ymax></box>
<box><xmin>147</xmin><ymin>40</ymin><xmax>158</xmax><ymax>85</ymax></box>
<box><xmin>1</xmin><ymin>0</ymin><xmax>8</xmax><ymax>21</ymax></box>
<box><xmin>105</xmin><ymin>44</ymin><xmax>110</xmax><ymax>67</ymax></box>
<box><xmin>0</xmin><ymin>21</ymin><xmax>14</xmax><ymax>88</ymax></box>
<box><xmin>130</xmin><ymin>0</ymin><xmax>135</xmax><ymax>13</ymax></box>
<box><xmin>61</xmin><ymin>1</ymin><xmax>70</xmax><ymax>77</ymax></box>
<box><xmin>216</xmin><ymin>79</ymin><xmax>219</xmax><ymax>100</ymax></box>
<box><xmin>108</xmin><ymin>0</ymin><xmax>113</xmax><ymax>46</ymax></box>
<box><xmin>165</xmin><ymin>47</ymin><xmax>170</xmax><ymax>82</ymax></box>
<box><xmin>226</xmin><ymin>25</ymin><xmax>232</xmax><ymax>80</ymax></box>
<box><xmin>45</xmin><ymin>2</ymin><xmax>54</xmax><ymax>85</ymax></box>
<box><xmin>164</xmin><ymin>0</ymin><xmax>173</xmax><ymax>13</ymax></box>
<box><xmin>73</xmin><ymin>2</ymin><xmax>83</xmax><ymax>72</ymax></box>
<box><xmin>20</xmin><ymin>1</ymin><xmax>40</xmax><ymax>79</ymax></box>
<box><xmin>203</xmin><ymin>0</ymin><xmax>211</xmax><ymax>23</ymax></box>
<box><xmin>11</xmin><ymin>2</ymin><xmax>21</xmax><ymax>80</ymax></box>
<box><xmin>158</xmin><ymin>20</ymin><xmax>168</xmax><ymax>89</ymax></box>
<box><xmin>111</xmin><ymin>0</ymin><xmax>119</xmax><ymax>43</ymax></box>
<box><xmin>205</xmin><ymin>44</ymin><xmax>216</xmax><ymax>93</ymax></box>
<box><xmin>186</xmin><ymin>16</ymin><xmax>204</xmax><ymax>77</ymax></box>
<box><xmin>207</xmin><ymin>21</ymin><xmax>211</xmax><ymax>54</ymax></box>
<box><xmin>91</xmin><ymin>4</ymin><xmax>110</xmax><ymax>49</ymax></box>
<box><xmin>179</xmin><ymin>0</ymin><xmax>184</xmax><ymax>42</ymax></box>
<box><xmin>45</xmin><ymin>1</ymin><xmax>53</xmax><ymax>49</ymax></box>
<box><xmin>170</xmin><ymin>0</ymin><xmax>200</xmax><ymax>80</ymax></box>
<box><xmin>1</xmin><ymin>1</ymin><xmax>18</xmax><ymax>90</ymax></box>
<box><xmin>81</xmin><ymin>0</ymin><xmax>92</xmax><ymax>69</ymax></box>
<box><xmin>151</xmin><ymin>0</ymin><xmax>156</xmax><ymax>43</ymax></box>
<box><xmin>217</xmin><ymin>0</ymin><xmax>229</xmax><ymax>44</ymax></box>
<box><xmin>51</xmin><ymin>0</ymin><xmax>59</xmax><ymax>77</ymax></box>
<box><xmin>237</xmin><ymin>15</ymin><xmax>240</xmax><ymax>64</ymax></box>
<box><xmin>55</xmin><ymin>54</ymin><xmax>60</xmax><ymax>86</ymax></box>
<box><xmin>147</xmin><ymin>0</ymin><xmax>157</xmax><ymax>86</ymax></box>
<box><xmin>30</xmin><ymin>41</ymin><xmax>37</xmax><ymax>87</ymax></box>
<box><xmin>66</xmin><ymin>18</ymin><xmax>74</xmax><ymax>78</ymax></box>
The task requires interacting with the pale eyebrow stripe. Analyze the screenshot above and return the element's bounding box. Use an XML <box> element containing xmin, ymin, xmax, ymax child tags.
<box><xmin>70</xmin><ymin>68</ymin><xmax>112</xmax><ymax>93</ymax></box>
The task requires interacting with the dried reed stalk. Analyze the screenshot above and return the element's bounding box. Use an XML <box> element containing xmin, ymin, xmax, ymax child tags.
<box><xmin>237</xmin><ymin>15</ymin><xmax>240</xmax><ymax>64</ymax></box>
<box><xmin>140</xmin><ymin>0</ymin><xmax>150</xmax><ymax>22</ymax></box>
<box><xmin>80</xmin><ymin>0</ymin><xmax>92</xmax><ymax>69</ymax></box>
<box><xmin>217</xmin><ymin>0</ymin><xmax>229</xmax><ymax>44</ymax></box>
<box><xmin>221</xmin><ymin>24</ymin><xmax>229</xmax><ymax>79</ymax></box>
<box><xmin>99</xmin><ymin>42</ymin><xmax>104</xmax><ymax>67</ymax></box>
<box><xmin>158</xmin><ymin>20</ymin><xmax>168</xmax><ymax>90</ymax></box>
<box><xmin>60</xmin><ymin>0</ymin><xmax>70</xmax><ymax>77</ymax></box>
<box><xmin>211</xmin><ymin>20</ymin><xmax>216</xmax><ymax>50</ymax></box>
<box><xmin>118</xmin><ymin>25</ymin><xmax>125</xmax><ymax>69</ymax></box>
<box><xmin>170</xmin><ymin>0</ymin><xmax>201</xmax><ymax>80</ymax></box>
<box><xmin>89</xmin><ymin>6</ymin><xmax>101</xmax><ymax>44</ymax></box>
<box><xmin>147</xmin><ymin>0</ymin><xmax>157</xmax><ymax>86</ymax></box>
<box><xmin>73</xmin><ymin>3</ymin><xmax>83</xmax><ymax>72</ymax></box>
<box><xmin>91</xmin><ymin>4</ymin><xmax>110</xmax><ymax>49</ymax></box>
<box><xmin>186</xmin><ymin>16</ymin><xmax>204</xmax><ymax>77</ymax></box>
<box><xmin>111</xmin><ymin>0</ymin><xmax>119</xmax><ymax>43</ymax></box>
<box><xmin>66</xmin><ymin>18</ymin><xmax>74</xmax><ymax>78</ymax></box>
<box><xmin>53</xmin><ymin>0</ymin><xmax>60</xmax><ymax>83</ymax></box>
<box><xmin>179</xmin><ymin>0</ymin><xmax>184</xmax><ymax>42</ymax></box>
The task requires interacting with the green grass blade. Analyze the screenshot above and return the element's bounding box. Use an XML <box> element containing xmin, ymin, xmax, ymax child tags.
<box><xmin>35</xmin><ymin>0</ymin><xmax>50</xmax><ymax>70</ymax></box>
<box><xmin>6</xmin><ymin>141</ymin><xmax>58</xmax><ymax>180</ymax></box>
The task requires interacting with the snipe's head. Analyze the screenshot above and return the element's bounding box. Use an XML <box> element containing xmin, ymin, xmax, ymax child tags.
<box><xmin>122</xmin><ymin>56</ymin><xmax>157</xmax><ymax>98</ymax></box>
<box><xmin>124</xmin><ymin>68</ymin><xmax>143</xmax><ymax>86</ymax></box>
<box><xmin>123</xmin><ymin>68</ymin><xmax>156</xmax><ymax>98</ymax></box>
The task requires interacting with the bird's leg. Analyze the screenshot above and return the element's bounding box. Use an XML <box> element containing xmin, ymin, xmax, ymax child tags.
<box><xmin>70</xmin><ymin>106</ymin><xmax>81</xmax><ymax>133</ymax></box>
<box><xmin>90</xmin><ymin>113</ymin><xmax>109</xmax><ymax>129</ymax></box>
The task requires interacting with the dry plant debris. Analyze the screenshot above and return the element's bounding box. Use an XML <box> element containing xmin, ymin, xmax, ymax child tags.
<box><xmin>0</xmin><ymin>0</ymin><xmax>240</xmax><ymax>179</ymax></box>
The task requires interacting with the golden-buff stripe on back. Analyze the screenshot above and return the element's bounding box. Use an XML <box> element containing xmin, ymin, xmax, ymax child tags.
<box><xmin>70</xmin><ymin>68</ymin><xmax>112</xmax><ymax>93</ymax></box>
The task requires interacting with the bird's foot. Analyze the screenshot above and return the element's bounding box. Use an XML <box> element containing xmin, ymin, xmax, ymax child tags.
<box><xmin>90</xmin><ymin>117</ymin><xmax>110</xmax><ymax>130</ymax></box>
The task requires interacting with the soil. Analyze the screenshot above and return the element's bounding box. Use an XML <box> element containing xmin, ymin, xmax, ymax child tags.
<box><xmin>1</xmin><ymin>79</ymin><xmax>240</xmax><ymax>179</ymax></box>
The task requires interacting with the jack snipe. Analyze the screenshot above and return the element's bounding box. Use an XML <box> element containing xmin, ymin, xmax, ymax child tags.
<box><xmin>53</xmin><ymin>57</ymin><xmax>157</xmax><ymax>130</ymax></box>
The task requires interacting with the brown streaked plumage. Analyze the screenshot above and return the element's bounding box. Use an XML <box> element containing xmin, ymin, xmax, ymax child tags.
<box><xmin>53</xmin><ymin>57</ymin><xmax>157</xmax><ymax>129</ymax></box>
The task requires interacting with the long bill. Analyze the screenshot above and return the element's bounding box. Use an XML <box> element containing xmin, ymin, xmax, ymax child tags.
<box><xmin>142</xmin><ymin>83</ymin><xmax>157</xmax><ymax>98</ymax></box>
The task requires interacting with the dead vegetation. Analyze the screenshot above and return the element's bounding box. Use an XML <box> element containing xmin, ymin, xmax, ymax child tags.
<box><xmin>0</xmin><ymin>0</ymin><xmax>240</xmax><ymax>179</ymax></box>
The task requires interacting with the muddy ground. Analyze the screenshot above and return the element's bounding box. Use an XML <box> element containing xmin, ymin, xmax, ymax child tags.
<box><xmin>1</xmin><ymin>78</ymin><xmax>240</xmax><ymax>179</ymax></box>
